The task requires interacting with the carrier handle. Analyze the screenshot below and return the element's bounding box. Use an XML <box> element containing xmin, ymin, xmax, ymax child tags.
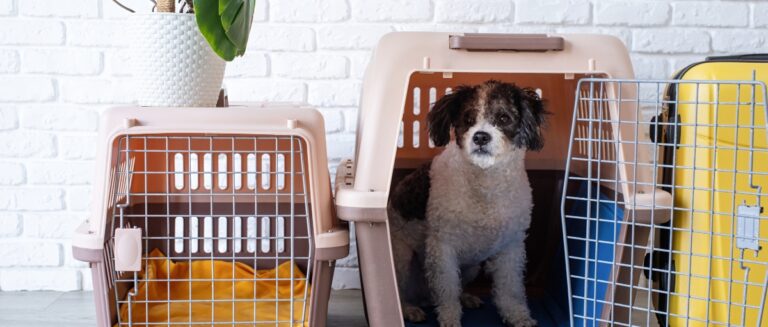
<box><xmin>449</xmin><ymin>33</ymin><xmax>565</xmax><ymax>52</ymax></box>
<box><xmin>315</xmin><ymin>227</ymin><xmax>350</xmax><ymax>260</ymax></box>
<box><xmin>706</xmin><ymin>54</ymin><xmax>768</xmax><ymax>62</ymax></box>
<box><xmin>72</xmin><ymin>222</ymin><xmax>104</xmax><ymax>263</ymax></box>
<box><xmin>334</xmin><ymin>159</ymin><xmax>389</xmax><ymax>223</ymax></box>
<box><xmin>624</xmin><ymin>190</ymin><xmax>673</xmax><ymax>225</ymax></box>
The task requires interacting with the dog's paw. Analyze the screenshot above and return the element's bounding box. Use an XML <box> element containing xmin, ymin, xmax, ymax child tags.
<box><xmin>437</xmin><ymin>317</ymin><xmax>462</xmax><ymax>327</ymax></box>
<box><xmin>502</xmin><ymin>314</ymin><xmax>537</xmax><ymax>327</ymax></box>
<box><xmin>460</xmin><ymin>293</ymin><xmax>483</xmax><ymax>309</ymax></box>
<box><xmin>435</xmin><ymin>303</ymin><xmax>462</xmax><ymax>327</ymax></box>
<box><xmin>403</xmin><ymin>304</ymin><xmax>427</xmax><ymax>322</ymax></box>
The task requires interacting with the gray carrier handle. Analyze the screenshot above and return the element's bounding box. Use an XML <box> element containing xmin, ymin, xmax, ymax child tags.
<box><xmin>449</xmin><ymin>33</ymin><xmax>565</xmax><ymax>52</ymax></box>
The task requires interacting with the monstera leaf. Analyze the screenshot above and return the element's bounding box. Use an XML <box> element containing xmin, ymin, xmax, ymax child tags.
<box><xmin>219</xmin><ymin>0</ymin><xmax>255</xmax><ymax>55</ymax></box>
<box><xmin>193</xmin><ymin>0</ymin><xmax>255</xmax><ymax>61</ymax></box>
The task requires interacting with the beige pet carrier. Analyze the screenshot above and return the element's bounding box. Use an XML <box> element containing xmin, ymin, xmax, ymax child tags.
<box><xmin>72</xmin><ymin>105</ymin><xmax>349</xmax><ymax>326</ymax></box>
<box><xmin>335</xmin><ymin>32</ymin><xmax>671</xmax><ymax>326</ymax></box>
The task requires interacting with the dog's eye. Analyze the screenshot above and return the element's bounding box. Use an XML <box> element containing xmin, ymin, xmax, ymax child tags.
<box><xmin>497</xmin><ymin>114</ymin><xmax>511</xmax><ymax>124</ymax></box>
<box><xmin>464</xmin><ymin>116</ymin><xmax>476</xmax><ymax>125</ymax></box>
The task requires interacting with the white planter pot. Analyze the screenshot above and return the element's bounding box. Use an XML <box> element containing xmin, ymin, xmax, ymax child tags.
<box><xmin>131</xmin><ymin>13</ymin><xmax>226</xmax><ymax>107</ymax></box>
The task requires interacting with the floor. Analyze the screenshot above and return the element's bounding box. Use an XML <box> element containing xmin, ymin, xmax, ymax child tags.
<box><xmin>0</xmin><ymin>288</ymin><xmax>659</xmax><ymax>327</ymax></box>
<box><xmin>0</xmin><ymin>290</ymin><xmax>367</xmax><ymax>327</ymax></box>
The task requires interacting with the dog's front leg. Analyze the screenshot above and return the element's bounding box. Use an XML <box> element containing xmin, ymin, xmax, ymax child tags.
<box><xmin>488</xmin><ymin>242</ymin><xmax>537</xmax><ymax>327</ymax></box>
<box><xmin>425</xmin><ymin>236</ymin><xmax>462</xmax><ymax>327</ymax></box>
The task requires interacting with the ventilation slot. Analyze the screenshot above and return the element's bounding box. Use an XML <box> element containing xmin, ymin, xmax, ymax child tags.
<box><xmin>261</xmin><ymin>217</ymin><xmax>270</xmax><ymax>253</ymax></box>
<box><xmin>189</xmin><ymin>216</ymin><xmax>199</xmax><ymax>253</ymax></box>
<box><xmin>246</xmin><ymin>216</ymin><xmax>257</xmax><ymax>253</ymax></box>
<box><xmin>217</xmin><ymin>154</ymin><xmax>228</xmax><ymax>190</ymax></box>
<box><xmin>261</xmin><ymin>154</ymin><xmax>271</xmax><ymax>190</ymax></box>
<box><xmin>247</xmin><ymin>154</ymin><xmax>257</xmax><ymax>190</ymax></box>
<box><xmin>174</xmin><ymin>217</ymin><xmax>184</xmax><ymax>253</ymax></box>
<box><xmin>412</xmin><ymin>121</ymin><xmax>420</xmax><ymax>148</ymax></box>
<box><xmin>217</xmin><ymin>217</ymin><xmax>227</xmax><ymax>253</ymax></box>
<box><xmin>276</xmin><ymin>154</ymin><xmax>286</xmax><ymax>190</ymax></box>
<box><xmin>602</xmin><ymin>129</ymin><xmax>615</xmax><ymax>161</ymax></box>
<box><xmin>189</xmin><ymin>154</ymin><xmax>199</xmax><ymax>190</ymax></box>
<box><xmin>233</xmin><ymin>216</ymin><xmax>242</xmax><ymax>253</ymax></box>
<box><xmin>276</xmin><ymin>216</ymin><xmax>285</xmax><ymax>253</ymax></box>
<box><xmin>233</xmin><ymin>153</ymin><xmax>242</xmax><ymax>190</ymax></box>
<box><xmin>174</xmin><ymin>153</ymin><xmax>184</xmax><ymax>190</ymax></box>
<box><xmin>203</xmin><ymin>216</ymin><xmax>213</xmax><ymax>253</ymax></box>
<box><xmin>429</xmin><ymin>87</ymin><xmax>437</xmax><ymax>108</ymax></box>
<box><xmin>203</xmin><ymin>153</ymin><xmax>212</xmax><ymax>190</ymax></box>
<box><xmin>413</xmin><ymin>87</ymin><xmax>421</xmax><ymax>115</ymax></box>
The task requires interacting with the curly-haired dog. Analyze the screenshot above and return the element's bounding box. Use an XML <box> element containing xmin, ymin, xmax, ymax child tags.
<box><xmin>388</xmin><ymin>80</ymin><xmax>546</xmax><ymax>327</ymax></box>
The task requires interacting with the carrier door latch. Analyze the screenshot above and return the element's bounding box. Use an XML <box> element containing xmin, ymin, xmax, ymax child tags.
<box><xmin>114</xmin><ymin>228</ymin><xmax>142</xmax><ymax>272</ymax></box>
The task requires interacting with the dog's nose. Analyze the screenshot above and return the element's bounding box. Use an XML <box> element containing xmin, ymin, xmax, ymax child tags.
<box><xmin>472</xmin><ymin>131</ymin><xmax>491</xmax><ymax>146</ymax></box>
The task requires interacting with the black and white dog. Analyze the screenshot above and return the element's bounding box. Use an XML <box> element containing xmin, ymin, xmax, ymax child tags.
<box><xmin>388</xmin><ymin>80</ymin><xmax>546</xmax><ymax>327</ymax></box>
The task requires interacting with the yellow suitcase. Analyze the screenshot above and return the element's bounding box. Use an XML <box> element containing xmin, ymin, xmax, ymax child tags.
<box><xmin>656</xmin><ymin>55</ymin><xmax>768</xmax><ymax>326</ymax></box>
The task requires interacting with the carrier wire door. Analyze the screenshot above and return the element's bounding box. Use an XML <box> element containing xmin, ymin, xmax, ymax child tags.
<box><xmin>73</xmin><ymin>106</ymin><xmax>348</xmax><ymax>327</ymax></box>
<box><xmin>562</xmin><ymin>78</ymin><xmax>768</xmax><ymax>326</ymax></box>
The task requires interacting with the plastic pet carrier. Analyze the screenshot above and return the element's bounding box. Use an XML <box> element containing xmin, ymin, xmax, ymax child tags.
<box><xmin>72</xmin><ymin>105</ymin><xmax>349</xmax><ymax>326</ymax></box>
<box><xmin>563</xmin><ymin>72</ymin><xmax>768</xmax><ymax>326</ymax></box>
<box><xmin>333</xmin><ymin>32</ymin><xmax>636</xmax><ymax>326</ymax></box>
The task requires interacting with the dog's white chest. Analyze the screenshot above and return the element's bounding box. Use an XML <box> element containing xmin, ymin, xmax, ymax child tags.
<box><xmin>427</xmin><ymin>145</ymin><xmax>533</xmax><ymax>263</ymax></box>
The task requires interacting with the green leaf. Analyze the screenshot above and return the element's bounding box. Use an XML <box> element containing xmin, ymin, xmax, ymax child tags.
<box><xmin>193</xmin><ymin>0</ymin><xmax>255</xmax><ymax>61</ymax></box>
<box><xmin>219</xmin><ymin>0</ymin><xmax>255</xmax><ymax>55</ymax></box>
<box><xmin>219</xmin><ymin>0</ymin><xmax>241</xmax><ymax>34</ymax></box>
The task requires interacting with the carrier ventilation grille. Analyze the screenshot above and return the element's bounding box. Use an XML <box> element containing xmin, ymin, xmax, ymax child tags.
<box><xmin>398</xmin><ymin>86</ymin><xmax>450</xmax><ymax>151</ymax></box>
<box><xmin>575</xmin><ymin>83</ymin><xmax>616</xmax><ymax>162</ymax></box>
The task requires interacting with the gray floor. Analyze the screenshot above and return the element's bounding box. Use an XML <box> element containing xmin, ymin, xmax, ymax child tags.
<box><xmin>0</xmin><ymin>288</ymin><xmax>659</xmax><ymax>327</ymax></box>
<box><xmin>0</xmin><ymin>289</ymin><xmax>368</xmax><ymax>327</ymax></box>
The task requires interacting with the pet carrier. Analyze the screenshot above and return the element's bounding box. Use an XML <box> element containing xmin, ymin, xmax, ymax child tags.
<box><xmin>72</xmin><ymin>105</ymin><xmax>349</xmax><ymax>327</ymax></box>
<box><xmin>564</xmin><ymin>75</ymin><xmax>768</xmax><ymax>327</ymax></box>
<box><xmin>334</xmin><ymin>32</ymin><xmax>639</xmax><ymax>326</ymax></box>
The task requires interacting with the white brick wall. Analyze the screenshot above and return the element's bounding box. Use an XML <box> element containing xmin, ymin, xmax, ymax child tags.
<box><xmin>0</xmin><ymin>0</ymin><xmax>765</xmax><ymax>291</ymax></box>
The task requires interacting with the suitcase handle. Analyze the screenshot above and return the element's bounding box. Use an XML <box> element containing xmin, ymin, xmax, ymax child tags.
<box><xmin>706</xmin><ymin>54</ymin><xmax>768</xmax><ymax>62</ymax></box>
<box><xmin>449</xmin><ymin>33</ymin><xmax>564</xmax><ymax>52</ymax></box>
<box><xmin>649</xmin><ymin>113</ymin><xmax>681</xmax><ymax>147</ymax></box>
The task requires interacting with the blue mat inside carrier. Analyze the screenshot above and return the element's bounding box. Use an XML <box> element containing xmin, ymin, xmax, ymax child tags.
<box><xmin>564</xmin><ymin>180</ymin><xmax>624</xmax><ymax>327</ymax></box>
<box><xmin>405</xmin><ymin>180</ymin><xmax>621</xmax><ymax>327</ymax></box>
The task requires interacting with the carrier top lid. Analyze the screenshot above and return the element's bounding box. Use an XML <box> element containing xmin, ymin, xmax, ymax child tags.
<box><xmin>74</xmin><ymin>104</ymin><xmax>336</xmax><ymax>252</ymax></box>
<box><xmin>354</xmin><ymin>32</ymin><xmax>635</xmax><ymax>192</ymax></box>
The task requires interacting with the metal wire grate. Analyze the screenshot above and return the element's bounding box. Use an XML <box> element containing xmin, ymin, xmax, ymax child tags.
<box><xmin>108</xmin><ymin>134</ymin><xmax>313</xmax><ymax>326</ymax></box>
<box><xmin>562</xmin><ymin>77</ymin><xmax>768</xmax><ymax>327</ymax></box>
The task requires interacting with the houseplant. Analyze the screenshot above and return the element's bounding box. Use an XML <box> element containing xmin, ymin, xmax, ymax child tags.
<box><xmin>114</xmin><ymin>0</ymin><xmax>256</xmax><ymax>106</ymax></box>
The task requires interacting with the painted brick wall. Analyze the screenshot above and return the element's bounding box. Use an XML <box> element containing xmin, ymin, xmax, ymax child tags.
<box><xmin>0</xmin><ymin>0</ymin><xmax>764</xmax><ymax>291</ymax></box>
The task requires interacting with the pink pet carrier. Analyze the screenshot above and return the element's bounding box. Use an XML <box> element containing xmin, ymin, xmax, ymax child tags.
<box><xmin>72</xmin><ymin>104</ymin><xmax>349</xmax><ymax>326</ymax></box>
<box><xmin>335</xmin><ymin>32</ymin><xmax>669</xmax><ymax>326</ymax></box>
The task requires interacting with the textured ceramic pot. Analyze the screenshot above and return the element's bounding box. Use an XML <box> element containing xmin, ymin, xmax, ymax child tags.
<box><xmin>131</xmin><ymin>13</ymin><xmax>226</xmax><ymax>107</ymax></box>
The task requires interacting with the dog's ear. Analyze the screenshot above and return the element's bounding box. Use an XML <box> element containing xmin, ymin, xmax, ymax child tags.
<box><xmin>427</xmin><ymin>85</ymin><xmax>474</xmax><ymax>147</ymax></box>
<box><xmin>514</xmin><ymin>87</ymin><xmax>547</xmax><ymax>151</ymax></box>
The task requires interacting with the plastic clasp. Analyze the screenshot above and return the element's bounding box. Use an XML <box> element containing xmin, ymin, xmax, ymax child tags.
<box><xmin>114</xmin><ymin>228</ymin><xmax>142</xmax><ymax>272</ymax></box>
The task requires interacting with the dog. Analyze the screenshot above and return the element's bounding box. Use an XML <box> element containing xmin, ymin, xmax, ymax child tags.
<box><xmin>388</xmin><ymin>80</ymin><xmax>546</xmax><ymax>327</ymax></box>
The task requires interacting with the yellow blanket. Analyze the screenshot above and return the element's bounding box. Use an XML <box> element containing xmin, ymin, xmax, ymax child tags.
<box><xmin>118</xmin><ymin>249</ymin><xmax>310</xmax><ymax>326</ymax></box>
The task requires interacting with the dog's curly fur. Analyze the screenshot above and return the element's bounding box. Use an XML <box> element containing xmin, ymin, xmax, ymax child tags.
<box><xmin>388</xmin><ymin>80</ymin><xmax>546</xmax><ymax>327</ymax></box>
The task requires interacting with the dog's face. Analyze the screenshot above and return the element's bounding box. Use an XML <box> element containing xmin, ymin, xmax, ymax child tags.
<box><xmin>427</xmin><ymin>80</ymin><xmax>546</xmax><ymax>168</ymax></box>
